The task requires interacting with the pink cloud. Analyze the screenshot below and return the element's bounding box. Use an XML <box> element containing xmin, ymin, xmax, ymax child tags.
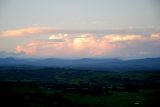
<box><xmin>103</xmin><ymin>34</ymin><xmax>143</xmax><ymax>42</ymax></box>
<box><xmin>15</xmin><ymin>34</ymin><xmax>118</xmax><ymax>57</ymax></box>
<box><xmin>150</xmin><ymin>32</ymin><xmax>160</xmax><ymax>40</ymax></box>
<box><xmin>0</xmin><ymin>27</ymin><xmax>53</xmax><ymax>37</ymax></box>
<box><xmin>15</xmin><ymin>33</ymin><xmax>148</xmax><ymax>58</ymax></box>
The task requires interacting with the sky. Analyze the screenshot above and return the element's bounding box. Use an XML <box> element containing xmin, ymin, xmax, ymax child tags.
<box><xmin>0</xmin><ymin>0</ymin><xmax>160</xmax><ymax>58</ymax></box>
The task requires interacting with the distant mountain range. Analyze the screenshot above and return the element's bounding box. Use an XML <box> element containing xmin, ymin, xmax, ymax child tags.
<box><xmin>0</xmin><ymin>57</ymin><xmax>160</xmax><ymax>71</ymax></box>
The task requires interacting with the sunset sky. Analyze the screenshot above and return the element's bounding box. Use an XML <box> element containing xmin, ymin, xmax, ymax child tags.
<box><xmin>0</xmin><ymin>0</ymin><xmax>160</xmax><ymax>58</ymax></box>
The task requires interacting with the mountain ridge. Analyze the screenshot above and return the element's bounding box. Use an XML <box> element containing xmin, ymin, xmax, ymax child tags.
<box><xmin>0</xmin><ymin>57</ymin><xmax>160</xmax><ymax>71</ymax></box>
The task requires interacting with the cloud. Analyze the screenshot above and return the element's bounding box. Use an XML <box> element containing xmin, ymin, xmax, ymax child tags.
<box><xmin>14</xmin><ymin>32</ymin><xmax>160</xmax><ymax>58</ymax></box>
<box><xmin>150</xmin><ymin>32</ymin><xmax>160</xmax><ymax>40</ymax></box>
<box><xmin>15</xmin><ymin>33</ymin><xmax>147</xmax><ymax>58</ymax></box>
<box><xmin>1</xmin><ymin>26</ymin><xmax>159</xmax><ymax>58</ymax></box>
<box><xmin>103</xmin><ymin>34</ymin><xmax>143</xmax><ymax>42</ymax></box>
<box><xmin>15</xmin><ymin>34</ymin><xmax>119</xmax><ymax>57</ymax></box>
<box><xmin>48</xmin><ymin>33</ymin><xmax>70</xmax><ymax>42</ymax></box>
<box><xmin>0</xmin><ymin>27</ymin><xmax>54</xmax><ymax>37</ymax></box>
<box><xmin>72</xmin><ymin>34</ymin><xmax>116</xmax><ymax>56</ymax></box>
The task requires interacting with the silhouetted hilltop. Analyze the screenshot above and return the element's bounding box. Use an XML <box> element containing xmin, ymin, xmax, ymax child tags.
<box><xmin>0</xmin><ymin>57</ymin><xmax>160</xmax><ymax>71</ymax></box>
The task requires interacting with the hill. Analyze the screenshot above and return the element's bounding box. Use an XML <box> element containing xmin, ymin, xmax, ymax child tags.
<box><xmin>0</xmin><ymin>57</ymin><xmax>160</xmax><ymax>71</ymax></box>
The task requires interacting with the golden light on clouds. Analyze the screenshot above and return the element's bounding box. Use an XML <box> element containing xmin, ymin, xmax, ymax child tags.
<box><xmin>1</xmin><ymin>26</ymin><xmax>157</xmax><ymax>57</ymax></box>
<box><xmin>0</xmin><ymin>27</ymin><xmax>53</xmax><ymax>37</ymax></box>
<box><xmin>103</xmin><ymin>34</ymin><xmax>143</xmax><ymax>42</ymax></box>
<box><xmin>15</xmin><ymin>33</ymin><xmax>145</xmax><ymax>57</ymax></box>
<box><xmin>48</xmin><ymin>34</ymin><xmax>68</xmax><ymax>40</ymax></box>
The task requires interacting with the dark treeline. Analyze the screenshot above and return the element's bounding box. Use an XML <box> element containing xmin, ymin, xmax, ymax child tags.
<box><xmin>0</xmin><ymin>80</ymin><xmax>160</xmax><ymax>107</ymax></box>
<box><xmin>0</xmin><ymin>66</ymin><xmax>160</xmax><ymax>107</ymax></box>
<box><xmin>0</xmin><ymin>79</ymin><xmax>160</xmax><ymax>95</ymax></box>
